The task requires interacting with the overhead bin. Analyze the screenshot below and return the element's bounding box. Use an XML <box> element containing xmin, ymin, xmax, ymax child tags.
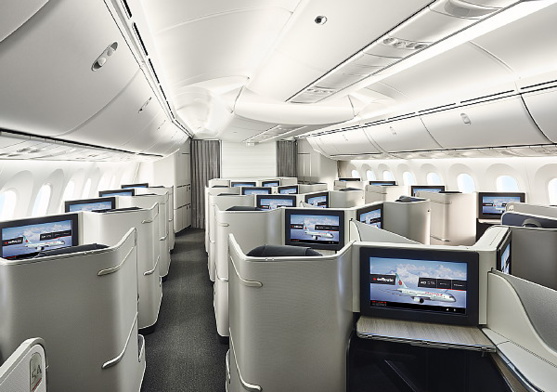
<box><xmin>0</xmin><ymin>0</ymin><xmax>138</xmax><ymax>138</ymax></box>
<box><xmin>364</xmin><ymin>117</ymin><xmax>441</xmax><ymax>152</ymax></box>
<box><xmin>0</xmin><ymin>0</ymin><xmax>48</xmax><ymax>43</ymax></box>
<box><xmin>420</xmin><ymin>96</ymin><xmax>550</xmax><ymax>149</ymax></box>
<box><xmin>521</xmin><ymin>87</ymin><xmax>557</xmax><ymax>143</ymax></box>
<box><xmin>310</xmin><ymin>129</ymin><xmax>381</xmax><ymax>156</ymax></box>
<box><xmin>61</xmin><ymin>71</ymin><xmax>160</xmax><ymax>149</ymax></box>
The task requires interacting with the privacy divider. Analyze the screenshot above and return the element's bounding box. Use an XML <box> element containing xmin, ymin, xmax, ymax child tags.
<box><xmin>81</xmin><ymin>206</ymin><xmax>162</xmax><ymax>331</ymax></box>
<box><xmin>119</xmin><ymin>194</ymin><xmax>171</xmax><ymax>278</ymax></box>
<box><xmin>505</xmin><ymin>202</ymin><xmax>557</xmax><ymax>218</ymax></box>
<box><xmin>484</xmin><ymin>271</ymin><xmax>557</xmax><ymax>391</ymax></box>
<box><xmin>204</xmin><ymin>186</ymin><xmax>241</xmax><ymax>252</ymax></box>
<box><xmin>329</xmin><ymin>189</ymin><xmax>365</xmax><ymax>208</ymax></box>
<box><xmin>365</xmin><ymin>184</ymin><xmax>407</xmax><ymax>203</ymax></box>
<box><xmin>383</xmin><ymin>199</ymin><xmax>431</xmax><ymax>244</ymax></box>
<box><xmin>207</xmin><ymin>194</ymin><xmax>254</xmax><ymax>281</ymax></box>
<box><xmin>144</xmin><ymin>187</ymin><xmax>175</xmax><ymax>250</ymax></box>
<box><xmin>334</xmin><ymin>179</ymin><xmax>365</xmax><ymax>190</ymax></box>
<box><xmin>426</xmin><ymin>192</ymin><xmax>476</xmax><ymax>246</ymax></box>
<box><xmin>214</xmin><ymin>208</ymin><xmax>283</xmax><ymax>337</ymax></box>
<box><xmin>0</xmin><ymin>228</ymin><xmax>145</xmax><ymax>392</ymax></box>
<box><xmin>227</xmin><ymin>235</ymin><xmax>353</xmax><ymax>392</ymax></box>
<box><xmin>506</xmin><ymin>226</ymin><xmax>557</xmax><ymax>291</ymax></box>
<box><xmin>298</xmin><ymin>183</ymin><xmax>328</xmax><ymax>193</ymax></box>
<box><xmin>0</xmin><ymin>338</ymin><xmax>47</xmax><ymax>392</ymax></box>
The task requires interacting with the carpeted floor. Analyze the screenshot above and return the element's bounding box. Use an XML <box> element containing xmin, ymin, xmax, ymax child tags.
<box><xmin>140</xmin><ymin>228</ymin><xmax>228</xmax><ymax>392</ymax></box>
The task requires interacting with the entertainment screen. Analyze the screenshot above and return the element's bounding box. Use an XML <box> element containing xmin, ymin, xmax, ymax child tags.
<box><xmin>368</xmin><ymin>181</ymin><xmax>396</xmax><ymax>186</ymax></box>
<box><xmin>478</xmin><ymin>192</ymin><xmax>525</xmax><ymax>219</ymax></box>
<box><xmin>65</xmin><ymin>197</ymin><xmax>116</xmax><ymax>213</ymax></box>
<box><xmin>278</xmin><ymin>185</ymin><xmax>299</xmax><ymax>194</ymax></box>
<box><xmin>241</xmin><ymin>187</ymin><xmax>272</xmax><ymax>196</ymax></box>
<box><xmin>497</xmin><ymin>232</ymin><xmax>511</xmax><ymax>274</ymax></box>
<box><xmin>304</xmin><ymin>192</ymin><xmax>329</xmax><ymax>208</ymax></box>
<box><xmin>0</xmin><ymin>214</ymin><xmax>79</xmax><ymax>260</ymax></box>
<box><xmin>410</xmin><ymin>185</ymin><xmax>446</xmax><ymax>197</ymax></box>
<box><xmin>339</xmin><ymin>177</ymin><xmax>361</xmax><ymax>182</ymax></box>
<box><xmin>99</xmin><ymin>189</ymin><xmax>135</xmax><ymax>197</ymax></box>
<box><xmin>284</xmin><ymin>209</ymin><xmax>345</xmax><ymax>251</ymax></box>
<box><xmin>261</xmin><ymin>180</ymin><xmax>280</xmax><ymax>187</ymax></box>
<box><xmin>230</xmin><ymin>181</ymin><xmax>256</xmax><ymax>188</ymax></box>
<box><xmin>256</xmin><ymin>195</ymin><xmax>296</xmax><ymax>210</ymax></box>
<box><xmin>121</xmin><ymin>183</ymin><xmax>149</xmax><ymax>189</ymax></box>
<box><xmin>356</xmin><ymin>204</ymin><xmax>383</xmax><ymax>229</ymax></box>
<box><xmin>359</xmin><ymin>247</ymin><xmax>479</xmax><ymax>325</ymax></box>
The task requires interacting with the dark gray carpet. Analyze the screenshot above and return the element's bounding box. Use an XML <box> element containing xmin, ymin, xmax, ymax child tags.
<box><xmin>140</xmin><ymin>228</ymin><xmax>228</xmax><ymax>392</ymax></box>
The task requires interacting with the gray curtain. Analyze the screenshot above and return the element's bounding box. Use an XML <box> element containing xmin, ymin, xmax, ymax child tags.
<box><xmin>277</xmin><ymin>140</ymin><xmax>297</xmax><ymax>178</ymax></box>
<box><xmin>191</xmin><ymin>139</ymin><xmax>221</xmax><ymax>229</ymax></box>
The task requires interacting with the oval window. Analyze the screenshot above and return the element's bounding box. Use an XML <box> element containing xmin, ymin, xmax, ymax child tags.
<box><xmin>457</xmin><ymin>173</ymin><xmax>476</xmax><ymax>193</ymax></box>
<box><xmin>383</xmin><ymin>171</ymin><xmax>395</xmax><ymax>181</ymax></box>
<box><xmin>0</xmin><ymin>190</ymin><xmax>17</xmax><ymax>220</ymax></box>
<box><xmin>427</xmin><ymin>172</ymin><xmax>443</xmax><ymax>185</ymax></box>
<box><xmin>403</xmin><ymin>171</ymin><xmax>416</xmax><ymax>186</ymax></box>
<box><xmin>32</xmin><ymin>184</ymin><xmax>52</xmax><ymax>216</ymax></box>
<box><xmin>496</xmin><ymin>175</ymin><xmax>519</xmax><ymax>192</ymax></box>
<box><xmin>62</xmin><ymin>180</ymin><xmax>75</xmax><ymax>201</ymax></box>
<box><xmin>351</xmin><ymin>169</ymin><xmax>360</xmax><ymax>179</ymax></box>
<box><xmin>82</xmin><ymin>178</ymin><xmax>92</xmax><ymax>198</ymax></box>
<box><xmin>548</xmin><ymin>178</ymin><xmax>557</xmax><ymax>205</ymax></box>
<box><xmin>366</xmin><ymin>170</ymin><xmax>376</xmax><ymax>181</ymax></box>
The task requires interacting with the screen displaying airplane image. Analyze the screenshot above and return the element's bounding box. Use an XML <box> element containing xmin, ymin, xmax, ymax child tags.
<box><xmin>367</xmin><ymin>257</ymin><xmax>468</xmax><ymax>314</ymax></box>
<box><xmin>358</xmin><ymin>208</ymin><xmax>382</xmax><ymax>228</ymax></box>
<box><xmin>278</xmin><ymin>186</ymin><xmax>298</xmax><ymax>194</ymax></box>
<box><xmin>305</xmin><ymin>193</ymin><xmax>328</xmax><ymax>208</ymax></box>
<box><xmin>230</xmin><ymin>182</ymin><xmax>256</xmax><ymax>188</ymax></box>
<box><xmin>257</xmin><ymin>196</ymin><xmax>295</xmax><ymax>210</ymax></box>
<box><xmin>500</xmin><ymin>243</ymin><xmax>511</xmax><ymax>274</ymax></box>
<box><xmin>2</xmin><ymin>220</ymin><xmax>74</xmax><ymax>259</ymax></box>
<box><xmin>121</xmin><ymin>183</ymin><xmax>149</xmax><ymax>189</ymax></box>
<box><xmin>241</xmin><ymin>187</ymin><xmax>272</xmax><ymax>195</ymax></box>
<box><xmin>67</xmin><ymin>200</ymin><xmax>114</xmax><ymax>212</ymax></box>
<box><xmin>369</xmin><ymin>181</ymin><xmax>396</xmax><ymax>186</ymax></box>
<box><xmin>262</xmin><ymin>181</ymin><xmax>279</xmax><ymax>187</ymax></box>
<box><xmin>481</xmin><ymin>196</ymin><xmax>523</xmax><ymax>216</ymax></box>
<box><xmin>411</xmin><ymin>186</ymin><xmax>445</xmax><ymax>197</ymax></box>
<box><xmin>99</xmin><ymin>189</ymin><xmax>135</xmax><ymax>197</ymax></box>
<box><xmin>288</xmin><ymin>214</ymin><xmax>340</xmax><ymax>245</ymax></box>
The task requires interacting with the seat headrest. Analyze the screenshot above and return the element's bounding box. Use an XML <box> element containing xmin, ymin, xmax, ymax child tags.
<box><xmin>36</xmin><ymin>243</ymin><xmax>109</xmax><ymax>257</ymax></box>
<box><xmin>396</xmin><ymin>195</ymin><xmax>422</xmax><ymax>203</ymax></box>
<box><xmin>226</xmin><ymin>206</ymin><xmax>263</xmax><ymax>211</ymax></box>
<box><xmin>247</xmin><ymin>245</ymin><xmax>322</xmax><ymax>257</ymax></box>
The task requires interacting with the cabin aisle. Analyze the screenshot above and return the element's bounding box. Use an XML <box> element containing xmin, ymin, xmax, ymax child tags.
<box><xmin>141</xmin><ymin>228</ymin><xmax>228</xmax><ymax>392</ymax></box>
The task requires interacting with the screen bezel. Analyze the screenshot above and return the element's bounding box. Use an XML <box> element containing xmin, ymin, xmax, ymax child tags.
<box><xmin>304</xmin><ymin>191</ymin><xmax>329</xmax><ymax>208</ymax></box>
<box><xmin>99</xmin><ymin>189</ymin><xmax>136</xmax><ymax>197</ymax></box>
<box><xmin>0</xmin><ymin>213</ymin><xmax>80</xmax><ymax>260</ymax></box>
<box><xmin>255</xmin><ymin>194</ymin><xmax>296</xmax><ymax>210</ymax></box>
<box><xmin>278</xmin><ymin>185</ymin><xmax>299</xmax><ymax>194</ymax></box>
<box><xmin>121</xmin><ymin>183</ymin><xmax>149</xmax><ymax>189</ymax></box>
<box><xmin>64</xmin><ymin>197</ymin><xmax>116</xmax><ymax>213</ymax></box>
<box><xmin>261</xmin><ymin>180</ymin><xmax>280</xmax><ymax>187</ymax></box>
<box><xmin>339</xmin><ymin>177</ymin><xmax>361</xmax><ymax>182</ymax></box>
<box><xmin>359</xmin><ymin>246</ymin><xmax>479</xmax><ymax>326</ymax></box>
<box><xmin>368</xmin><ymin>181</ymin><xmax>396</xmax><ymax>186</ymax></box>
<box><xmin>241</xmin><ymin>187</ymin><xmax>272</xmax><ymax>196</ymax></box>
<box><xmin>478</xmin><ymin>192</ymin><xmax>525</xmax><ymax>219</ymax></box>
<box><xmin>410</xmin><ymin>185</ymin><xmax>446</xmax><ymax>197</ymax></box>
<box><xmin>496</xmin><ymin>231</ymin><xmax>512</xmax><ymax>274</ymax></box>
<box><xmin>284</xmin><ymin>208</ymin><xmax>345</xmax><ymax>251</ymax></box>
<box><xmin>230</xmin><ymin>181</ymin><xmax>256</xmax><ymax>188</ymax></box>
<box><xmin>356</xmin><ymin>204</ymin><xmax>384</xmax><ymax>229</ymax></box>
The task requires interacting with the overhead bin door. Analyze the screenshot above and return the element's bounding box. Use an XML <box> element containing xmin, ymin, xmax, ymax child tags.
<box><xmin>522</xmin><ymin>87</ymin><xmax>557</xmax><ymax>143</ymax></box>
<box><xmin>420</xmin><ymin>96</ymin><xmax>549</xmax><ymax>149</ymax></box>
<box><xmin>311</xmin><ymin>129</ymin><xmax>381</xmax><ymax>156</ymax></box>
<box><xmin>364</xmin><ymin>117</ymin><xmax>441</xmax><ymax>152</ymax></box>
<box><xmin>0</xmin><ymin>0</ymin><xmax>48</xmax><ymax>43</ymax></box>
<box><xmin>0</xmin><ymin>0</ymin><xmax>138</xmax><ymax>137</ymax></box>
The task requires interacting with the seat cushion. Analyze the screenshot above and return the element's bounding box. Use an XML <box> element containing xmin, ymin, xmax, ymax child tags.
<box><xmin>247</xmin><ymin>244</ymin><xmax>322</xmax><ymax>257</ymax></box>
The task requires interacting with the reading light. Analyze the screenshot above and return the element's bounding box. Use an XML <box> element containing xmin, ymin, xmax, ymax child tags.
<box><xmin>92</xmin><ymin>42</ymin><xmax>118</xmax><ymax>71</ymax></box>
<box><xmin>460</xmin><ymin>112</ymin><xmax>471</xmax><ymax>125</ymax></box>
<box><xmin>314</xmin><ymin>16</ymin><xmax>327</xmax><ymax>25</ymax></box>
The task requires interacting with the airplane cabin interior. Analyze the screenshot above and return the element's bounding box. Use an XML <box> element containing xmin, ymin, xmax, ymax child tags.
<box><xmin>1</xmin><ymin>0</ymin><xmax>557</xmax><ymax>391</ymax></box>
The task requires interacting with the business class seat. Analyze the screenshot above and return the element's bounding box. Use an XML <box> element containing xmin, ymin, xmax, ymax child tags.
<box><xmin>227</xmin><ymin>237</ymin><xmax>353</xmax><ymax>392</ymax></box>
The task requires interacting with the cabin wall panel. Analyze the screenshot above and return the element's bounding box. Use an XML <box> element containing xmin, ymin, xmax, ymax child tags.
<box><xmin>221</xmin><ymin>141</ymin><xmax>277</xmax><ymax>178</ymax></box>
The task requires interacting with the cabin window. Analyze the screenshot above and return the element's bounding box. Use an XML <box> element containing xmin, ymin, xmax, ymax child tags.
<box><xmin>496</xmin><ymin>175</ymin><xmax>519</xmax><ymax>192</ymax></box>
<box><xmin>62</xmin><ymin>180</ymin><xmax>75</xmax><ymax>202</ymax></box>
<box><xmin>548</xmin><ymin>179</ymin><xmax>557</xmax><ymax>205</ymax></box>
<box><xmin>403</xmin><ymin>171</ymin><xmax>416</xmax><ymax>186</ymax></box>
<box><xmin>82</xmin><ymin>178</ymin><xmax>92</xmax><ymax>198</ymax></box>
<box><xmin>0</xmin><ymin>190</ymin><xmax>17</xmax><ymax>220</ymax></box>
<box><xmin>366</xmin><ymin>170</ymin><xmax>376</xmax><ymax>181</ymax></box>
<box><xmin>32</xmin><ymin>184</ymin><xmax>52</xmax><ymax>216</ymax></box>
<box><xmin>427</xmin><ymin>172</ymin><xmax>443</xmax><ymax>185</ymax></box>
<box><xmin>383</xmin><ymin>171</ymin><xmax>395</xmax><ymax>181</ymax></box>
<box><xmin>351</xmin><ymin>169</ymin><xmax>360</xmax><ymax>179</ymax></box>
<box><xmin>457</xmin><ymin>173</ymin><xmax>475</xmax><ymax>193</ymax></box>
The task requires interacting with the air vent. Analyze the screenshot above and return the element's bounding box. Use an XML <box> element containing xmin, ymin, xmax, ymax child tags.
<box><xmin>439</xmin><ymin>0</ymin><xmax>498</xmax><ymax>19</ymax></box>
<box><xmin>132</xmin><ymin>23</ymin><xmax>149</xmax><ymax>56</ymax></box>
<box><xmin>121</xmin><ymin>0</ymin><xmax>133</xmax><ymax>18</ymax></box>
<box><xmin>418</xmin><ymin>103</ymin><xmax>457</xmax><ymax>114</ymax></box>
<box><xmin>387</xmin><ymin>112</ymin><xmax>415</xmax><ymax>121</ymax></box>
<box><xmin>91</xmin><ymin>42</ymin><xmax>118</xmax><ymax>72</ymax></box>
<box><xmin>148</xmin><ymin>59</ymin><xmax>161</xmax><ymax>84</ymax></box>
